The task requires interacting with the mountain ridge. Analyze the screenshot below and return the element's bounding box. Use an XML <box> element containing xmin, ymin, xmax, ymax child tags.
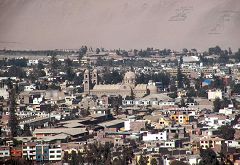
<box><xmin>0</xmin><ymin>0</ymin><xmax>239</xmax><ymax>51</ymax></box>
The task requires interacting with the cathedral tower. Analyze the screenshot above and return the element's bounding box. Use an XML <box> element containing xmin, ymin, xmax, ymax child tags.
<box><xmin>91</xmin><ymin>69</ymin><xmax>98</xmax><ymax>85</ymax></box>
<box><xmin>84</xmin><ymin>69</ymin><xmax>90</xmax><ymax>94</ymax></box>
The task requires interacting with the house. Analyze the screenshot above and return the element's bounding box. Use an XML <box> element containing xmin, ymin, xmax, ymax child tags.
<box><xmin>49</xmin><ymin>144</ymin><xmax>62</xmax><ymax>161</ymax></box>
<box><xmin>141</xmin><ymin>131</ymin><xmax>167</xmax><ymax>141</ymax></box>
<box><xmin>165</xmin><ymin>126</ymin><xmax>186</xmax><ymax>139</ymax></box>
<box><xmin>28</xmin><ymin>59</ymin><xmax>39</xmax><ymax>66</ymax></box>
<box><xmin>10</xmin><ymin>147</ymin><xmax>22</xmax><ymax>157</ymax></box>
<box><xmin>124</xmin><ymin>119</ymin><xmax>146</xmax><ymax>132</ymax></box>
<box><xmin>0</xmin><ymin>146</ymin><xmax>10</xmax><ymax>158</ymax></box>
<box><xmin>200</xmin><ymin>114</ymin><xmax>232</xmax><ymax>128</ymax></box>
<box><xmin>33</xmin><ymin>128</ymin><xmax>88</xmax><ymax>141</ymax></box>
<box><xmin>170</xmin><ymin>113</ymin><xmax>192</xmax><ymax>125</ymax></box>
<box><xmin>199</xmin><ymin>136</ymin><xmax>225</xmax><ymax>152</ymax></box>
<box><xmin>22</xmin><ymin>142</ymin><xmax>37</xmax><ymax>160</ymax></box>
<box><xmin>225</xmin><ymin>140</ymin><xmax>240</xmax><ymax>148</ymax></box>
<box><xmin>0</xmin><ymin>84</ymin><xmax>9</xmax><ymax>99</ymax></box>
<box><xmin>98</xmin><ymin>119</ymin><xmax>125</xmax><ymax>132</ymax></box>
<box><xmin>208</xmin><ymin>89</ymin><xmax>223</xmax><ymax>100</ymax></box>
<box><xmin>36</xmin><ymin>144</ymin><xmax>49</xmax><ymax>162</ymax></box>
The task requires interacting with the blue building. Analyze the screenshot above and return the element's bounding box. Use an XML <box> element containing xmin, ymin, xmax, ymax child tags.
<box><xmin>36</xmin><ymin>144</ymin><xmax>49</xmax><ymax>162</ymax></box>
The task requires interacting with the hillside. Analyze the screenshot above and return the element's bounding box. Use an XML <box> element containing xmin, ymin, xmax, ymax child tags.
<box><xmin>0</xmin><ymin>0</ymin><xmax>240</xmax><ymax>50</ymax></box>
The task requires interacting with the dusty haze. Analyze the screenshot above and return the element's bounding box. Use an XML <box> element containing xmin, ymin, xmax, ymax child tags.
<box><xmin>0</xmin><ymin>0</ymin><xmax>240</xmax><ymax>51</ymax></box>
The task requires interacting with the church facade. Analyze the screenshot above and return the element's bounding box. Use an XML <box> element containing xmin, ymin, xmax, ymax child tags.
<box><xmin>83</xmin><ymin>69</ymin><xmax>158</xmax><ymax>98</ymax></box>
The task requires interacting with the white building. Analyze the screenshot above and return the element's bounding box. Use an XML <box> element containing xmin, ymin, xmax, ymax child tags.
<box><xmin>28</xmin><ymin>59</ymin><xmax>39</xmax><ymax>66</ymax></box>
<box><xmin>49</xmin><ymin>145</ymin><xmax>62</xmax><ymax>161</ymax></box>
<box><xmin>0</xmin><ymin>84</ymin><xmax>9</xmax><ymax>99</ymax></box>
<box><xmin>225</xmin><ymin>140</ymin><xmax>240</xmax><ymax>148</ymax></box>
<box><xmin>0</xmin><ymin>147</ymin><xmax>10</xmax><ymax>158</ymax></box>
<box><xmin>208</xmin><ymin>90</ymin><xmax>222</xmax><ymax>100</ymax></box>
<box><xmin>201</xmin><ymin>116</ymin><xmax>231</xmax><ymax>128</ymax></box>
<box><xmin>24</xmin><ymin>85</ymin><xmax>36</xmax><ymax>91</ymax></box>
<box><xmin>33</xmin><ymin>97</ymin><xmax>44</xmax><ymax>105</ymax></box>
<box><xmin>141</xmin><ymin>131</ymin><xmax>167</xmax><ymax>141</ymax></box>
<box><xmin>219</xmin><ymin>108</ymin><xmax>233</xmax><ymax>115</ymax></box>
<box><xmin>22</xmin><ymin>143</ymin><xmax>36</xmax><ymax>160</ymax></box>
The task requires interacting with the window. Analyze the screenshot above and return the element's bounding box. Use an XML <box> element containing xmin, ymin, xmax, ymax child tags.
<box><xmin>57</xmin><ymin>155</ymin><xmax>61</xmax><ymax>158</ymax></box>
<box><xmin>57</xmin><ymin>150</ymin><xmax>61</xmax><ymax>153</ymax></box>
<box><xmin>50</xmin><ymin>155</ymin><xmax>55</xmax><ymax>158</ymax></box>
<box><xmin>50</xmin><ymin>151</ymin><xmax>54</xmax><ymax>153</ymax></box>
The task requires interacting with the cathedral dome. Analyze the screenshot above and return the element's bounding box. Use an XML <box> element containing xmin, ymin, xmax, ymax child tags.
<box><xmin>124</xmin><ymin>71</ymin><xmax>136</xmax><ymax>80</ymax></box>
<box><xmin>147</xmin><ymin>85</ymin><xmax>158</xmax><ymax>94</ymax></box>
<box><xmin>124</xmin><ymin>71</ymin><xmax>136</xmax><ymax>88</ymax></box>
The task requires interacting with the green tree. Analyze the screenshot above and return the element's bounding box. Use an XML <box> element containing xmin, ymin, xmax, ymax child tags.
<box><xmin>96</xmin><ymin>48</ymin><xmax>100</xmax><ymax>54</ymax></box>
<box><xmin>70</xmin><ymin>150</ymin><xmax>79</xmax><ymax>165</ymax></box>
<box><xmin>22</xmin><ymin>124</ymin><xmax>32</xmax><ymax>136</ymax></box>
<box><xmin>168</xmin><ymin>92</ymin><xmax>178</xmax><ymax>99</ymax></box>
<box><xmin>232</xmin><ymin>84</ymin><xmax>240</xmax><ymax>94</ymax></box>
<box><xmin>179</xmin><ymin>98</ymin><xmax>186</xmax><ymax>108</ymax></box>
<box><xmin>213</xmin><ymin>97</ymin><xmax>221</xmax><ymax>112</ymax></box>
<box><xmin>137</xmin><ymin>155</ymin><xmax>148</xmax><ymax>165</ymax></box>
<box><xmin>63</xmin><ymin>151</ymin><xmax>69</xmax><ymax>163</ymax></box>
<box><xmin>77</xmin><ymin>151</ymin><xmax>84</xmax><ymax>165</ymax></box>
<box><xmin>197</xmin><ymin>88</ymin><xmax>207</xmax><ymax>98</ymax></box>
<box><xmin>186</xmin><ymin>87</ymin><xmax>197</xmax><ymax>97</ymax></box>
<box><xmin>234</xmin><ymin>49</ymin><xmax>240</xmax><ymax>62</ymax></box>
<box><xmin>50</xmin><ymin>54</ymin><xmax>59</xmax><ymax>76</ymax></box>
<box><xmin>177</xmin><ymin>67</ymin><xmax>184</xmax><ymax>88</ymax></box>
<box><xmin>113</xmin><ymin>157</ymin><xmax>123</xmax><ymax>165</ymax></box>
<box><xmin>150</xmin><ymin>158</ymin><xmax>158</xmax><ymax>165</ymax></box>
<box><xmin>8</xmin><ymin>84</ymin><xmax>20</xmax><ymax>137</ymax></box>
<box><xmin>170</xmin><ymin>160</ymin><xmax>189</xmax><ymax>165</ymax></box>
<box><xmin>102</xmin><ymin>70</ymin><xmax>123</xmax><ymax>84</ymax></box>
<box><xmin>209</xmin><ymin>45</ymin><xmax>222</xmax><ymax>55</ymax></box>
<box><xmin>5</xmin><ymin>66</ymin><xmax>26</xmax><ymax>78</ymax></box>
<box><xmin>212</xmin><ymin>76</ymin><xmax>224</xmax><ymax>90</ymax></box>
<box><xmin>218</xmin><ymin>125</ymin><xmax>235</xmax><ymax>140</ymax></box>
<box><xmin>179</xmin><ymin>56</ymin><xmax>183</xmax><ymax>66</ymax></box>
<box><xmin>199</xmin><ymin>148</ymin><xmax>219</xmax><ymax>165</ymax></box>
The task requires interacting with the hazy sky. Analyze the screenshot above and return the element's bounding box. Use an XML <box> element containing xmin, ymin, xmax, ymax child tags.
<box><xmin>0</xmin><ymin>0</ymin><xmax>240</xmax><ymax>51</ymax></box>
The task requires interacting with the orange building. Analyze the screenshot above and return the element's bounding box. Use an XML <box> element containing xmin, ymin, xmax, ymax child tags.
<box><xmin>171</xmin><ymin>113</ymin><xmax>190</xmax><ymax>125</ymax></box>
<box><xmin>10</xmin><ymin>148</ymin><xmax>22</xmax><ymax>157</ymax></box>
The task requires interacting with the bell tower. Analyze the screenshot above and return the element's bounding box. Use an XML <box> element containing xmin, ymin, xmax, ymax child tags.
<box><xmin>84</xmin><ymin>69</ymin><xmax>90</xmax><ymax>94</ymax></box>
<box><xmin>91</xmin><ymin>69</ymin><xmax>98</xmax><ymax>85</ymax></box>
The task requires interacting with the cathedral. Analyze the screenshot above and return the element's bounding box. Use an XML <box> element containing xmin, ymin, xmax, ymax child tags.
<box><xmin>83</xmin><ymin>69</ymin><xmax>158</xmax><ymax>98</ymax></box>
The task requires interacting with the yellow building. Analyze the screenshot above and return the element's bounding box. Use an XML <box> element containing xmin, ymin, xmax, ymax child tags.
<box><xmin>158</xmin><ymin>116</ymin><xmax>172</xmax><ymax>128</ymax></box>
<box><xmin>171</xmin><ymin>113</ymin><xmax>190</xmax><ymax>125</ymax></box>
<box><xmin>135</xmin><ymin>153</ymin><xmax>161</xmax><ymax>165</ymax></box>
